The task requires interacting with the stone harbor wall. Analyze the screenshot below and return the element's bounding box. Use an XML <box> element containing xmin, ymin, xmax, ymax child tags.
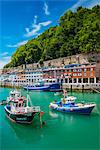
<box><xmin>2</xmin><ymin>52</ymin><xmax>100</xmax><ymax>71</ymax></box>
<box><xmin>43</xmin><ymin>52</ymin><xmax>100</xmax><ymax>67</ymax></box>
<box><xmin>23</xmin><ymin>52</ymin><xmax>100</xmax><ymax>69</ymax></box>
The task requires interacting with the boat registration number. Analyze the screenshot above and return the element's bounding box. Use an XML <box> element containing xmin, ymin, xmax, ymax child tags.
<box><xmin>16</xmin><ymin>118</ymin><xmax>27</xmax><ymax>121</ymax></box>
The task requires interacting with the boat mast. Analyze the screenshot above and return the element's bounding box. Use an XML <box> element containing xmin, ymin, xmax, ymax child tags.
<box><xmin>26</xmin><ymin>94</ymin><xmax>29</xmax><ymax>107</ymax></box>
<box><xmin>28</xmin><ymin>95</ymin><xmax>33</xmax><ymax>107</ymax></box>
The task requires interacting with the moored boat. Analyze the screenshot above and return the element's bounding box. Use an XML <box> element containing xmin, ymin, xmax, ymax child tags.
<box><xmin>4</xmin><ymin>94</ymin><xmax>43</xmax><ymax>124</ymax></box>
<box><xmin>24</xmin><ymin>83</ymin><xmax>61</xmax><ymax>92</ymax></box>
<box><xmin>49</xmin><ymin>90</ymin><xmax>96</xmax><ymax>115</ymax></box>
<box><xmin>24</xmin><ymin>85</ymin><xmax>50</xmax><ymax>91</ymax></box>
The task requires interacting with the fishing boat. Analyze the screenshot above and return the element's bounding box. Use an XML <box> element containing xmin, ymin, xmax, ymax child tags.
<box><xmin>24</xmin><ymin>85</ymin><xmax>50</xmax><ymax>91</ymax></box>
<box><xmin>24</xmin><ymin>83</ymin><xmax>61</xmax><ymax>92</ymax></box>
<box><xmin>49</xmin><ymin>90</ymin><xmax>96</xmax><ymax>115</ymax></box>
<box><xmin>4</xmin><ymin>94</ymin><xmax>43</xmax><ymax>124</ymax></box>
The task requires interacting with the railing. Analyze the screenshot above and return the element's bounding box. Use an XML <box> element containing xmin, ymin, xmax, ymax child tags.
<box><xmin>63</xmin><ymin>83</ymin><xmax>100</xmax><ymax>86</ymax></box>
<box><xmin>13</xmin><ymin>106</ymin><xmax>41</xmax><ymax>114</ymax></box>
<box><xmin>25</xmin><ymin>106</ymin><xmax>40</xmax><ymax>112</ymax></box>
<box><xmin>63</xmin><ymin>83</ymin><xmax>100</xmax><ymax>90</ymax></box>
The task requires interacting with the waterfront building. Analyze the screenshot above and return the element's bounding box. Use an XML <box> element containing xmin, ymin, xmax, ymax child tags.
<box><xmin>24</xmin><ymin>69</ymin><xmax>44</xmax><ymax>86</ymax></box>
<box><xmin>63</xmin><ymin>65</ymin><xmax>97</xmax><ymax>84</ymax></box>
<box><xmin>0</xmin><ymin>63</ymin><xmax>100</xmax><ymax>90</ymax></box>
<box><xmin>15</xmin><ymin>69</ymin><xmax>26</xmax><ymax>86</ymax></box>
<box><xmin>95</xmin><ymin>63</ymin><xmax>100</xmax><ymax>82</ymax></box>
<box><xmin>0</xmin><ymin>72</ymin><xmax>10</xmax><ymax>86</ymax></box>
<box><xmin>42</xmin><ymin>64</ymin><xmax>100</xmax><ymax>85</ymax></box>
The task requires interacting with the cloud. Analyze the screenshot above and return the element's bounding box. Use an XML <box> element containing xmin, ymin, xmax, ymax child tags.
<box><xmin>24</xmin><ymin>16</ymin><xmax>52</xmax><ymax>37</ymax></box>
<box><xmin>39</xmin><ymin>21</ymin><xmax>52</xmax><ymax>26</ymax></box>
<box><xmin>0</xmin><ymin>56</ymin><xmax>11</xmax><ymax>69</ymax></box>
<box><xmin>25</xmin><ymin>25</ymin><xmax>40</xmax><ymax>37</ymax></box>
<box><xmin>7</xmin><ymin>40</ymin><xmax>28</xmax><ymax>48</ymax></box>
<box><xmin>43</xmin><ymin>2</ymin><xmax>50</xmax><ymax>15</ymax></box>
<box><xmin>70</xmin><ymin>0</ymin><xmax>100</xmax><ymax>11</ymax></box>
<box><xmin>0</xmin><ymin>52</ymin><xmax>8</xmax><ymax>56</ymax></box>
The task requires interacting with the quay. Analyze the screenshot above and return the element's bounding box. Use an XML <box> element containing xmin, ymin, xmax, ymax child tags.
<box><xmin>0</xmin><ymin>62</ymin><xmax>100</xmax><ymax>92</ymax></box>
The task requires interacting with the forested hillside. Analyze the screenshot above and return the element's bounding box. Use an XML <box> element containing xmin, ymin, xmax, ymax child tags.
<box><xmin>4</xmin><ymin>5</ymin><xmax>100</xmax><ymax>68</ymax></box>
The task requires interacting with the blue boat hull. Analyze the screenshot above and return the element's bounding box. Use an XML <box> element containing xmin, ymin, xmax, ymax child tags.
<box><xmin>24</xmin><ymin>83</ymin><xmax>61</xmax><ymax>92</ymax></box>
<box><xmin>24</xmin><ymin>85</ymin><xmax>50</xmax><ymax>91</ymax></box>
<box><xmin>50</xmin><ymin>105</ymin><xmax>95</xmax><ymax>115</ymax></box>
<box><xmin>58</xmin><ymin>106</ymin><xmax>95</xmax><ymax>114</ymax></box>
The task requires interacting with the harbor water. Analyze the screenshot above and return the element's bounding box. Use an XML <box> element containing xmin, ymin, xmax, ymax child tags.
<box><xmin>0</xmin><ymin>87</ymin><xmax>100</xmax><ymax>150</ymax></box>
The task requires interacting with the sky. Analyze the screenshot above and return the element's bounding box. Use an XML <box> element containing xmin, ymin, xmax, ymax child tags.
<box><xmin>0</xmin><ymin>0</ymin><xmax>100</xmax><ymax>69</ymax></box>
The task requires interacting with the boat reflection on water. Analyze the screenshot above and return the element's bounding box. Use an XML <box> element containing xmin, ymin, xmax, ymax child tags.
<box><xmin>49</xmin><ymin>110</ymin><xmax>76</xmax><ymax>124</ymax></box>
<box><xmin>5</xmin><ymin>118</ymin><xmax>45</xmax><ymax>144</ymax></box>
<box><xmin>49</xmin><ymin>110</ymin><xmax>59</xmax><ymax>118</ymax></box>
<box><xmin>54</xmin><ymin>92</ymin><xmax>62</xmax><ymax>96</ymax></box>
<box><xmin>49</xmin><ymin>108</ymin><xmax>99</xmax><ymax>127</ymax></box>
<box><xmin>94</xmin><ymin>104</ymin><xmax>100</xmax><ymax>115</ymax></box>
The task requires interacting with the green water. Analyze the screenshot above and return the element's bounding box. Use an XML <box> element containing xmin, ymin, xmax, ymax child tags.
<box><xmin>0</xmin><ymin>87</ymin><xmax>100</xmax><ymax>150</ymax></box>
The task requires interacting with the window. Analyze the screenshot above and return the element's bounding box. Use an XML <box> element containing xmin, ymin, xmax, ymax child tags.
<box><xmin>69</xmin><ymin>69</ymin><xmax>72</xmax><ymax>72</ymax></box>
<box><xmin>83</xmin><ymin>78</ymin><xmax>88</xmax><ymax>83</ymax></box>
<box><xmin>69</xmin><ymin>78</ymin><xmax>72</xmax><ymax>83</ymax></box>
<box><xmin>78</xmin><ymin>69</ymin><xmax>82</xmax><ymax>72</ymax></box>
<box><xmin>73</xmin><ymin>74</ymin><xmax>77</xmax><ymax>76</ymax></box>
<box><xmin>65</xmin><ymin>78</ymin><xmax>68</xmax><ymax>83</ymax></box>
<box><xmin>73</xmin><ymin>69</ymin><xmax>77</xmax><ymax>72</ymax></box>
<box><xmin>91</xmin><ymin>68</ymin><xmax>93</xmax><ymax>71</ymax></box>
<box><xmin>87</xmin><ymin>68</ymin><xmax>90</xmax><ymax>71</ymax></box>
<box><xmin>78</xmin><ymin>73</ymin><xmax>82</xmax><ymax>76</ymax></box>
<box><xmin>84</xmin><ymin>68</ymin><xmax>87</xmax><ymax>72</ymax></box>
<box><xmin>78</xmin><ymin>78</ymin><xmax>82</xmax><ymax>83</ymax></box>
<box><xmin>90</xmin><ymin>78</ymin><xmax>94</xmax><ymax>83</ymax></box>
<box><xmin>73</xmin><ymin>79</ymin><xmax>76</xmax><ymax>83</ymax></box>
